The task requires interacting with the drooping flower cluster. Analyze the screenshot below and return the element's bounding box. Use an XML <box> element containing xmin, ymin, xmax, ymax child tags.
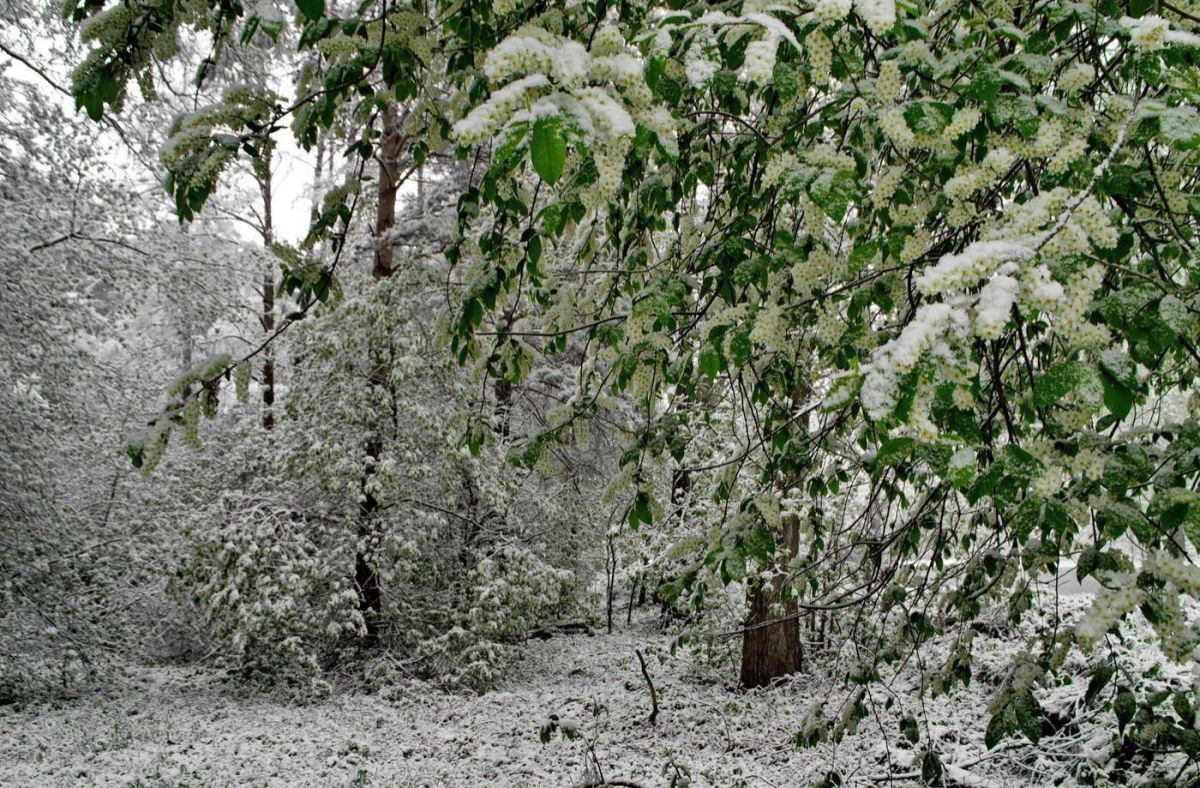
<box><xmin>1121</xmin><ymin>15</ymin><xmax>1200</xmax><ymax>50</ymax></box>
<box><xmin>860</xmin><ymin>302</ymin><xmax>968</xmax><ymax>420</ymax></box>
<box><xmin>814</xmin><ymin>0</ymin><xmax>853</xmax><ymax>24</ymax></box>
<box><xmin>1076</xmin><ymin>573</ymin><xmax>1146</xmax><ymax>647</ymax></box>
<box><xmin>452</xmin><ymin>27</ymin><xmax>674</xmax><ymax>207</ymax></box>
<box><xmin>914</xmin><ymin>241</ymin><xmax>1035</xmax><ymax>296</ymax></box>
<box><xmin>743</xmin><ymin>36</ymin><xmax>780</xmax><ymax>84</ymax></box>
<box><xmin>854</xmin><ymin>0</ymin><xmax>897</xmax><ymax>35</ymax></box>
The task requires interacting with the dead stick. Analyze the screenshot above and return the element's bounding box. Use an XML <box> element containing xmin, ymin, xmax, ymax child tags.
<box><xmin>635</xmin><ymin>649</ymin><xmax>659</xmax><ymax>726</ymax></box>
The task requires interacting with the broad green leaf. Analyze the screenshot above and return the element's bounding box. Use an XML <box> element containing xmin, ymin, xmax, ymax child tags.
<box><xmin>920</xmin><ymin>750</ymin><xmax>943</xmax><ymax>784</ymax></box>
<box><xmin>1014</xmin><ymin>691</ymin><xmax>1043</xmax><ymax>744</ymax></box>
<box><xmin>1115</xmin><ymin>687</ymin><xmax>1136</xmax><ymax>732</ymax></box>
<box><xmin>296</xmin><ymin>0</ymin><xmax>325</xmax><ymax>21</ymax></box>
<box><xmin>1085</xmin><ymin>662</ymin><xmax>1114</xmax><ymax>706</ymax></box>
<box><xmin>875</xmin><ymin>437</ymin><xmax>916</xmax><ymax>468</ymax></box>
<box><xmin>1033</xmin><ymin>360</ymin><xmax>1085</xmax><ymax>408</ymax></box>
<box><xmin>530</xmin><ymin>118</ymin><xmax>567</xmax><ymax>185</ymax></box>
<box><xmin>1101</xmin><ymin>369</ymin><xmax>1134</xmax><ymax>420</ymax></box>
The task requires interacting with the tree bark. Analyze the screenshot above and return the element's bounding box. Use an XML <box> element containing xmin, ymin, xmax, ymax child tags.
<box><xmin>739</xmin><ymin>513</ymin><xmax>802</xmax><ymax>689</ymax></box>
<box><xmin>493</xmin><ymin>378</ymin><xmax>513</xmax><ymax>438</ymax></box>
<box><xmin>372</xmin><ymin>101</ymin><xmax>405</xmax><ymax>280</ymax></box>
<box><xmin>355</xmin><ymin>100</ymin><xmax>407</xmax><ymax>642</ymax></box>
<box><xmin>257</xmin><ymin>168</ymin><xmax>275</xmax><ymax>431</ymax></box>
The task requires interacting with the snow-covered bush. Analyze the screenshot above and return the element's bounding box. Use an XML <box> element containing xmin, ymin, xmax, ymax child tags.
<box><xmin>171</xmin><ymin>267</ymin><xmax>595</xmax><ymax>690</ymax></box>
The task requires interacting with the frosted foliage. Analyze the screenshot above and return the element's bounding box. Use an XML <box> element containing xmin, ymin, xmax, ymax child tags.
<box><xmin>27</xmin><ymin>0</ymin><xmax>1200</xmax><ymax>782</ymax></box>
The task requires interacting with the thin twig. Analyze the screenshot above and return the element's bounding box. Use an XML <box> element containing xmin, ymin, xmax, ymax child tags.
<box><xmin>634</xmin><ymin>649</ymin><xmax>659</xmax><ymax>726</ymax></box>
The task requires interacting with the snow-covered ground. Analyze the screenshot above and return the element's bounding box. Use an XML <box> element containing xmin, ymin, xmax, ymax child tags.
<box><xmin>0</xmin><ymin>598</ymin><xmax>1177</xmax><ymax>787</ymax></box>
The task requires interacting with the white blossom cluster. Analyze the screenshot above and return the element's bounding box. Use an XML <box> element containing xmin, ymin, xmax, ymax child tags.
<box><xmin>1054</xmin><ymin>265</ymin><xmax>1106</xmax><ymax>345</ymax></box>
<box><xmin>943</xmin><ymin>146</ymin><xmax>1014</xmax><ymax>201</ymax></box>
<box><xmin>744</xmin><ymin>35</ymin><xmax>780</xmax><ymax>84</ymax></box>
<box><xmin>791</xmin><ymin>245</ymin><xmax>838</xmax><ymax>293</ymax></box>
<box><xmin>1058</xmin><ymin>62</ymin><xmax>1094</xmax><ymax>93</ymax></box>
<box><xmin>808</xmin><ymin>30</ymin><xmax>833</xmax><ymax>86</ymax></box>
<box><xmin>854</xmin><ymin>0</ymin><xmax>897</xmax><ymax>34</ymax></box>
<box><xmin>1048</xmin><ymin>134</ymin><xmax>1088</xmax><ymax>174</ymax></box>
<box><xmin>903</xmin><ymin>378</ymin><xmax>939</xmax><ymax>441</ymax></box>
<box><xmin>942</xmin><ymin>106</ymin><xmax>980</xmax><ymax>140</ymax></box>
<box><xmin>973</xmin><ymin>273</ymin><xmax>1020</xmax><ymax>340</ymax></box>
<box><xmin>684</xmin><ymin>32</ymin><xmax>719</xmax><ymax>87</ymax></box>
<box><xmin>859</xmin><ymin>302</ymin><xmax>968</xmax><ymax>420</ymax></box>
<box><xmin>1075</xmin><ymin>572</ymin><xmax>1145</xmax><ymax>647</ymax></box>
<box><xmin>751</xmin><ymin>302</ymin><xmax>789</xmax><ymax>351</ymax></box>
<box><xmin>875</xmin><ymin>59</ymin><xmax>902</xmax><ymax>103</ymax></box>
<box><xmin>815</xmin><ymin>305</ymin><xmax>844</xmax><ymax>346</ymax></box>
<box><xmin>764</xmin><ymin>152</ymin><xmax>799</xmax><ymax>186</ymax></box>
<box><xmin>855</xmin><ymin>235</ymin><xmax>1074</xmax><ymax>421</ymax></box>
<box><xmin>1146</xmin><ymin>551</ymin><xmax>1200</xmax><ymax>597</ymax></box>
<box><xmin>814</xmin><ymin>0</ymin><xmax>852</xmax><ymax>24</ymax></box>
<box><xmin>914</xmin><ymin>240</ymin><xmax>1034</xmax><ymax>296</ymax></box>
<box><xmin>873</xmin><ymin>165</ymin><xmax>903</xmax><ymax>204</ymax></box>
<box><xmin>1121</xmin><ymin>15</ymin><xmax>1200</xmax><ymax>50</ymax></box>
<box><xmin>453</xmin><ymin>27</ymin><xmax>675</xmax><ymax>207</ymax></box>
<box><xmin>880</xmin><ymin>106</ymin><xmax>915</xmax><ymax>148</ymax></box>
<box><xmin>451</xmin><ymin>75</ymin><xmax>550</xmax><ymax>145</ymax></box>
<box><xmin>1143</xmin><ymin>552</ymin><xmax>1200</xmax><ymax>660</ymax></box>
<box><xmin>1069</xmin><ymin>449</ymin><xmax>1106</xmax><ymax>480</ymax></box>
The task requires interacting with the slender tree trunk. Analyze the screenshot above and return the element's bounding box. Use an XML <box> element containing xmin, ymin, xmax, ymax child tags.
<box><xmin>258</xmin><ymin>170</ymin><xmax>276</xmax><ymax>431</ymax></box>
<box><xmin>739</xmin><ymin>513</ymin><xmax>802</xmax><ymax>689</ymax></box>
<box><xmin>372</xmin><ymin>101</ymin><xmax>404</xmax><ymax>280</ymax></box>
<box><xmin>494</xmin><ymin>378</ymin><xmax>513</xmax><ymax>438</ymax></box>
<box><xmin>355</xmin><ymin>101</ymin><xmax>407</xmax><ymax>642</ymax></box>
<box><xmin>310</xmin><ymin>131</ymin><xmax>326</xmax><ymax>227</ymax></box>
<box><xmin>605</xmin><ymin>535</ymin><xmax>616</xmax><ymax>634</ymax></box>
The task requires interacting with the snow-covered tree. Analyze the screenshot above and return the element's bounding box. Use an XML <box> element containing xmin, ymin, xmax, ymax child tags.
<box><xmin>64</xmin><ymin>0</ymin><xmax>1200</xmax><ymax>778</ymax></box>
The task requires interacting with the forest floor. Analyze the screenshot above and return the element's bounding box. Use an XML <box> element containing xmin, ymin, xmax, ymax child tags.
<box><xmin>0</xmin><ymin>596</ymin><xmax>1172</xmax><ymax>787</ymax></box>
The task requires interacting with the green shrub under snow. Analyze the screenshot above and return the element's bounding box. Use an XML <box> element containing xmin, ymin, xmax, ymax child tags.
<box><xmin>170</xmin><ymin>273</ymin><xmax>600</xmax><ymax>691</ymax></box>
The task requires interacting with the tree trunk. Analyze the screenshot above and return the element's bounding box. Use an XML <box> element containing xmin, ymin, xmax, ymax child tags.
<box><xmin>355</xmin><ymin>100</ymin><xmax>407</xmax><ymax>642</ymax></box>
<box><xmin>739</xmin><ymin>513</ymin><xmax>802</xmax><ymax>689</ymax></box>
<box><xmin>372</xmin><ymin>101</ymin><xmax>404</xmax><ymax>280</ymax></box>
<box><xmin>257</xmin><ymin>169</ymin><xmax>275</xmax><ymax>431</ymax></box>
<box><xmin>493</xmin><ymin>378</ymin><xmax>513</xmax><ymax>438</ymax></box>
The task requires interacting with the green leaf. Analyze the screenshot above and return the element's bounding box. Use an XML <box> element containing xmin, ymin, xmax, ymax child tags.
<box><xmin>1100</xmin><ymin>369</ymin><xmax>1134</xmax><ymax>420</ymax></box>
<box><xmin>848</xmin><ymin>241</ymin><xmax>879</xmax><ymax>273</ymax></box>
<box><xmin>1014</xmin><ymin>691</ymin><xmax>1043</xmax><ymax>744</ymax></box>
<box><xmin>920</xmin><ymin>750</ymin><xmax>943</xmax><ymax>785</ymax></box>
<box><xmin>1098</xmin><ymin>349</ymin><xmax>1137</xmax><ymax>390</ymax></box>
<box><xmin>985</xmin><ymin>706</ymin><xmax>1015</xmax><ymax>749</ymax></box>
<box><xmin>1033</xmin><ymin>360</ymin><xmax>1085</xmax><ymax>408</ymax></box>
<box><xmin>1115</xmin><ymin>687</ymin><xmax>1136</xmax><ymax>732</ymax></box>
<box><xmin>699</xmin><ymin>347</ymin><xmax>721</xmax><ymax>379</ymax></box>
<box><xmin>530</xmin><ymin>117</ymin><xmax>567</xmax><ymax>185</ymax></box>
<box><xmin>1085</xmin><ymin>662</ymin><xmax>1114</xmax><ymax>706</ymax></box>
<box><xmin>808</xmin><ymin>169</ymin><xmax>858</xmax><ymax>223</ymax></box>
<box><xmin>875</xmin><ymin>437</ymin><xmax>916</xmax><ymax>468</ymax></box>
<box><xmin>743</xmin><ymin>524</ymin><xmax>776</xmax><ymax>565</ymax></box>
<box><xmin>296</xmin><ymin>0</ymin><xmax>325</xmax><ymax>21</ymax></box>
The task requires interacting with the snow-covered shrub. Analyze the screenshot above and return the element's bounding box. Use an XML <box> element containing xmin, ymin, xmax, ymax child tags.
<box><xmin>170</xmin><ymin>266</ymin><xmax>599</xmax><ymax>691</ymax></box>
<box><xmin>175</xmin><ymin>499</ymin><xmax>364</xmax><ymax>683</ymax></box>
<box><xmin>466</xmin><ymin>543</ymin><xmax>576</xmax><ymax>641</ymax></box>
